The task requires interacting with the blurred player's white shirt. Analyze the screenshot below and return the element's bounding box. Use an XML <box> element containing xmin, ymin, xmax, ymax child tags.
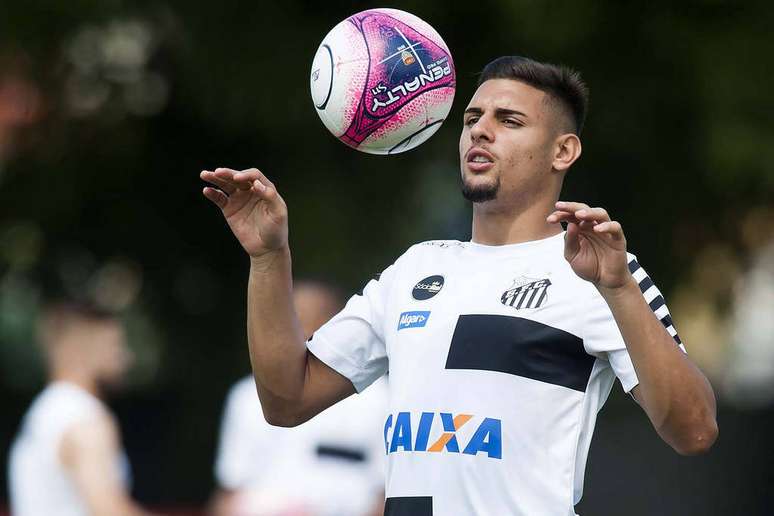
<box><xmin>307</xmin><ymin>233</ymin><xmax>684</xmax><ymax>516</ymax></box>
<box><xmin>8</xmin><ymin>381</ymin><xmax>130</xmax><ymax>516</ymax></box>
<box><xmin>215</xmin><ymin>375</ymin><xmax>388</xmax><ymax>516</ymax></box>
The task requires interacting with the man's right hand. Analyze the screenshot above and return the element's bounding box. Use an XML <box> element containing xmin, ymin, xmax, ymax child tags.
<box><xmin>201</xmin><ymin>168</ymin><xmax>289</xmax><ymax>259</ymax></box>
<box><xmin>201</xmin><ymin>166</ymin><xmax>356</xmax><ymax>426</ymax></box>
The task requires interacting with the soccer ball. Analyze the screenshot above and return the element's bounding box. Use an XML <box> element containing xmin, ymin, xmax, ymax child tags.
<box><xmin>310</xmin><ymin>8</ymin><xmax>456</xmax><ymax>155</ymax></box>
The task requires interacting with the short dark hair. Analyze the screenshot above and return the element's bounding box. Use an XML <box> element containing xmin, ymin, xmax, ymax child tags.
<box><xmin>39</xmin><ymin>300</ymin><xmax>119</xmax><ymax>344</ymax></box>
<box><xmin>477</xmin><ymin>56</ymin><xmax>589</xmax><ymax>135</ymax></box>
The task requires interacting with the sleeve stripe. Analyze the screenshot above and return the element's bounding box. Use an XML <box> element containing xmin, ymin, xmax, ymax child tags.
<box><xmin>642</xmin><ymin>285</ymin><xmax>661</xmax><ymax>304</ymax></box>
<box><xmin>654</xmin><ymin>304</ymin><xmax>670</xmax><ymax>320</ymax></box>
<box><xmin>630</xmin><ymin>257</ymin><xmax>684</xmax><ymax>349</ymax></box>
<box><xmin>632</xmin><ymin>267</ymin><xmax>648</xmax><ymax>283</ymax></box>
<box><xmin>648</xmin><ymin>295</ymin><xmax>666</xmax><ymax>312</ymax></box>
<box><xmin>637</xmin><ymin>276</ymin><xmax>654</xmax><ymax>294</ymax></box>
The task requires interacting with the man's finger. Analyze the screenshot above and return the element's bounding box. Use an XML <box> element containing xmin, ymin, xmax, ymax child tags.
<box><xmin>202</xmin><ymin>187</ymin><xmax>228</xmax><ymax>210</ymax></box>
<box><xmin>212</xmin><ymin>168</ymin><xmax>258</xmax><ymax>191</ymax></box>
<box><xmin>575</xmin><ymin>207</ymin><xmax>610</xmax><ymax>223</ymax></box>
<box><xmin>546</xmin><ymin>210</ymin><xmax>577</xmax><ymax>224</ymax></box>
<box><xmin>555</xmin><ymin>201</ymin><xmax>590</xmax><ymax>213</ymax></box>
<box><xmin>236</xmin><ymin>168</ymin><xmax>276</xmax><ymax>192</ymax></box>
<box><xmin>201</xmin><ymin>171</ymin><xmax>236</xmax><ymax>195</ymax></box>
<box><xmin>250</xmin><ymin>180</ymin><xmax>286</xmax><ymax>216</ymax></box>
<box><xmin>592</xmin><ymin>220</ymin><xmax>624</xmax><ymax>241</ymax></box>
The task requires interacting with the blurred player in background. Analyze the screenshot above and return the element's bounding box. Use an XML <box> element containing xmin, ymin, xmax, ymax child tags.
<box><xmin>8</xmin><ymin>301</ymin><xmax>156</xmax><ymax>516</ymax></box>
<box><xmin>211</xmin><ymin>280</ymin><xmax>386</xmax><ymax>516</ymax></box>
<box><xmin>201</xmin><ymin>56</ymin><xmax>718</xmax><ymax>515</ymax></box>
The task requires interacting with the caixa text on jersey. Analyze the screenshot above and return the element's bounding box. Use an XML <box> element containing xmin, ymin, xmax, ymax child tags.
<box><xmin>384</xmin><ymin>411</ymin><xmax>501</xmax><ymax>459</ymax></box>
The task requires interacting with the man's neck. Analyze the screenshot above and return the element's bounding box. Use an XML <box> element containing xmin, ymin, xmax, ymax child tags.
<box><xmin>471</xmin><ymin>194</ymin><xmax>561</xmax><ymax>245</ymax></box>
<box><xmin>50</xmin><ymin>369</ymin><xmax>100</xmax><ymax>398</ymax></box>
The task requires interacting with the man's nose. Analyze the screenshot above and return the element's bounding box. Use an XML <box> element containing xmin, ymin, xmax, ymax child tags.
<box><xmin>470</xmin><ymin>117</ymin><xmax>493</xmax><ymax>142</ymax></box>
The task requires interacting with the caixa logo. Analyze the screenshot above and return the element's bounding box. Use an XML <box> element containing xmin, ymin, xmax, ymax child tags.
<box><xmin>383</xmin><ymin>412</ymin><xmax>502</xmax><ymax>459</ymax></box>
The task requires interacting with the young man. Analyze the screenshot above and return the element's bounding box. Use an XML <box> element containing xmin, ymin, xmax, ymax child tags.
<box><xmin>201</xmin><ymin>56</ymin><xmax>718</xmax><ymax>516</ymax></box>
<box><xmin>211</xmin><ymin>280</ymin><xmax>386</xmax><ymax>516</ymax></box>
<box><xmin>8</xmin><ymin>302</ymin><xmax>153</xmax><ymax>516</ymax></box>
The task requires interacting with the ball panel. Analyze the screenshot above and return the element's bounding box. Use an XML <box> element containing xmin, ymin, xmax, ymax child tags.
<box><xmin>387</xmin><ymin>119</ymin><xmax>444</xmax><ymax>155</ymax></box>
<box><xmin>312</xmin><ymin>19</ymin><xmax>369</xmax><ymax>135</ymax></box>
<box><xmin>310</xmin><ymin>44</ymin><xmax>333</xmax><ymax>109</ymax></box>
<box><xmin>372</xmin><ymin>8</ymin><xmax>452</xmax><ymax>54</ymax></box>
<box><xmin>359</xmin><ymin>86</ymin><xmax>455</xmax><ymax>154</ymax></box>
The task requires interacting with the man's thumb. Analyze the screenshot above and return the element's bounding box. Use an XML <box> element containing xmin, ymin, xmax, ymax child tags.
<box><xmin>564</xmin><ymin>222</ymin><xmax>581</xmax><ymax>261</ymax></box>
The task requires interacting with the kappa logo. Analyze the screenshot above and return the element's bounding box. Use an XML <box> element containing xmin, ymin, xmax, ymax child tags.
<box><xmin>501</xmin><ymin>276</ymin><xmax>551</xmax><ymax>310</ymax></box>
<box><xmin>398</xmin><ymin>311</ymin><xmax>430</xmax><ymax>330</ymax></box>
<box><xmin>412</xmin><ymin>275</ymin><xmax>444</xmax><ymax>300</ymax></box>
<box><xmin>384</xmin><ymin>411</ymin><xmax>502</xmax><ymax>459</ymax></box>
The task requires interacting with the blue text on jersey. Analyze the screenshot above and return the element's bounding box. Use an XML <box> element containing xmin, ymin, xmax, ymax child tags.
<box><xmin>384</xmin><ymin>411</ymin><xmax>502</xmax><ymax>459</ymax></box>
<box><xmin>397</xmin><ymin>311</ymin><xmax>430</xmax><ymax>330</ymax></box>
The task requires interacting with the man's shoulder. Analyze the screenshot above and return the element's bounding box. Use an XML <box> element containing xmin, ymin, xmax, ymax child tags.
<box><xmin>26</xmin><ymin>383</ymin><xmax>105</xmax><ymax>426</ymax></box>
<box><xmin>396</xmin><ymin>239</ymin><xmax>466</xmax><ymax>262</ymax></box>
<box><xmin>415</xmin><ymin>239</ymin><xmax>466</xmax><ymax>249</ymax></box>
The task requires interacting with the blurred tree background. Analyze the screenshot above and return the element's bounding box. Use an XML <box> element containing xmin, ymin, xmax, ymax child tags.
<box><xmin>1</xmin><ymin>1</ymin><xmax>773</xmax><ymax>514</ymax></box>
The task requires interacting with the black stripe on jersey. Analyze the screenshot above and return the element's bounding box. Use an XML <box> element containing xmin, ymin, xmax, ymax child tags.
<box><xmin>384</xmin><ymin>496</ymin><xmax>433</xmax><ymax>516</ymax></box>
<box><xmin>316</xmin><ymin>444</ymin><xmax>366</xmax><ymax>462</ymax></box>
<box><xmin>446</xmin><ymin>315</ymin><xmax>595</xmax><ymax>392</ymax></box>
<box><xmin>629</xmin><ymin>256</ymin><xmax>683</xmax><ymax>347</ymax></box>
<box><xmin>649</xmin><ymin>295</ymin><xmax>666</xmax><ymax>312</ymax></box>
<box><xmin>637</xmin><ymin>276</ymin><xmax>654</xmax><ymax>294</ymax></box>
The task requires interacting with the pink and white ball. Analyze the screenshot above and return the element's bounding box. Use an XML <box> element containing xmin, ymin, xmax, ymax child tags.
<box><xmin>310</xmin><ymin>8</ymin><xmax>456</xmax><ymax>155</ymax></box>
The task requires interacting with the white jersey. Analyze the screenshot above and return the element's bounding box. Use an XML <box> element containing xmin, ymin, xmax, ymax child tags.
<box><xmin>8</xmin><ymin>382</ymin><xmax>130</xmax><ymax>516</ymax></box>
<box><xmin>215</xmin><ymin>375</ymin><xmax>388</xmax><ymax>516</ymax></box>
<box><xmin>307</xmin><ymin>232</ymin><xmax>683</xmax><ymax>516</ymax></box>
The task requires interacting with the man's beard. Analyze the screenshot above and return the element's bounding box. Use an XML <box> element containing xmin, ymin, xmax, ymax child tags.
<box><xmin>461</xmin><ymin>175</ymin><xmax>500</xmax><ymax>203</ymax></box>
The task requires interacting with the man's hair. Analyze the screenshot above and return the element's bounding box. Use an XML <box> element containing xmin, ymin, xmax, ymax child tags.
<box><xmin>477</xmin><ymin>56</ymin><xmax>589</xmax><ymax>135</ymax></box>
<box><xmin>39</xmin><ymin>300</ymin><xmax>118</xmax><ymax>345</ymax></box>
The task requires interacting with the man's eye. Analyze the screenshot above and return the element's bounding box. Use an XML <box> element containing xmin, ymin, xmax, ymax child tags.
<box><xmin>464</xmin><ymin>117</ymin><xmax>479</xmax><ymax>126</ymax></box>
<box><xmin>504</xmin><ymin>119</ymin><xmax>521</xmax><ymax>126</ymax></box>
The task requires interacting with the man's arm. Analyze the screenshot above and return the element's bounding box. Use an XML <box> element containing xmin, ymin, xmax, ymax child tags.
<box><xmin>600</xmin><ymin>277</ymin><xmax>717</xmax><ymax>454</ymax></box>
<box><xmin>201</xmin><ymin>168</ymin><xmax>355</xmax><ymax>427</ymax></box>
<box><xmin>60</xmin><ymin>414</ymin><xmax>151</xmax><ymax>516</ymax></box>
<box><xmin>548</xmin><ymin>201</ymin><xmax>718</xmax><ymax>455</ymax></box>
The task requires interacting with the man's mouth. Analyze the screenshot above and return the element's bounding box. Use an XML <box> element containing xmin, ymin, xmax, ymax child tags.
<box><xmin>466</xmin><ymin>148</ymin><xmax>495</xmax><ymax>172</ymax></box>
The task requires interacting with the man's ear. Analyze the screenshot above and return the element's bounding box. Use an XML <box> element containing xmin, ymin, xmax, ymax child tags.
<box><xmin>552</xmin><ymin>133</ymin><xmax>582</xmax><ymax>172</ymax></box>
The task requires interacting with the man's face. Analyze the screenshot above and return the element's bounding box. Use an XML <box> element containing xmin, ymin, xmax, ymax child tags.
<box><xmin>88</xmin><ymin>320</ymin><xmax>133</xmax><ymax>389</ymax></box>
<box><xmin>459</xmin><ymin>79</ymin><xmax>561</xmax><ymax>204</ymax></box>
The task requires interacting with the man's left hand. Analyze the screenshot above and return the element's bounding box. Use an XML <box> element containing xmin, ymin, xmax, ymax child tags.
<box><xmin>547</xmin><ymin>201</ymin><xmax>632</xmax><ymax>290</ymax></box>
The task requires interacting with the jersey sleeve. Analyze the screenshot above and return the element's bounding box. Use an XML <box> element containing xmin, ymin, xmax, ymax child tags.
<box><xmin>306</xmin><ymin>263</ymin><xmax>396</xmax><ymax>393</ymax></box>
<box><xmin>583</xmin><ymin>254</ymin><xmax>685</xmax><ymax>393</ymax></box>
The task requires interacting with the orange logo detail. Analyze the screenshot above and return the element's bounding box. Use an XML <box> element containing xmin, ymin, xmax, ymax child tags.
<box><xmin>428</xmin><ymin>414</ymin><xmax>473</xmax><ymax>452</ymax></box>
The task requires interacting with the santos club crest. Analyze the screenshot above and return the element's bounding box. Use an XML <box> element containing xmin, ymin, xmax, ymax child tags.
<box><xmin>501</xmin><ymin>276</ymin><xmax>551</xmax><ymax>310</ymax></box>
